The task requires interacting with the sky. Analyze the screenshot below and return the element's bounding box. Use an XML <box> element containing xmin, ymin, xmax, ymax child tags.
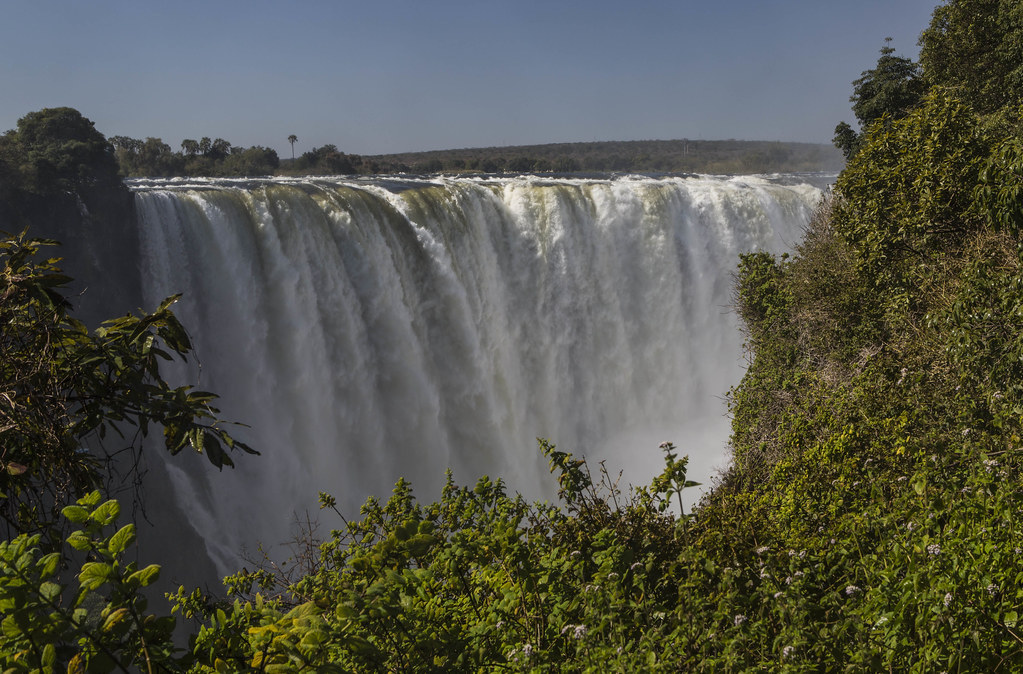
<box><xmin>0</xmin><ymin>0</ymin><xmax>940</xmax><ymax>158</ymax></box>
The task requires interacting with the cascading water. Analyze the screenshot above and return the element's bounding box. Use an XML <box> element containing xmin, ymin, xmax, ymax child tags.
<box><xmin>131</xmin><ymin>174</ymin><xmax>824</xmax><ymax>576</ymax></box>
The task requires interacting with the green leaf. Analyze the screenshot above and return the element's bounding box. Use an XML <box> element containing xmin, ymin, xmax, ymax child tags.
<box><xmin>41</xmin><ymin>643</ymin><xmax>55</xmax><ymax>667</ymax></box>
<box><xmin>108</xmin><ymin>523</ymin><xmax>136</xmax><ymax>554</ymax></box>
<box><xmin>79</xmin><ymin>562</ymin><xmax>113</xmax><ymax>591</ymax></box>
<box><xmin>127</xmin><ymin>564</ymin><xmax>161</xmax><ymax>588</ymax></box>
<box><xmin>67</xmin><ymin>530</ymin><xmax>92</xmax><ymax>551</ymax></box>
<box><xmin>90</xmin><ymin>500</ymin><xmax>120</xmax><ymax>526</ymax></box>
<box><xmin>62</xmin><ymin>505</ymin><xmax>90</xmax><ymax>524</ymax></box>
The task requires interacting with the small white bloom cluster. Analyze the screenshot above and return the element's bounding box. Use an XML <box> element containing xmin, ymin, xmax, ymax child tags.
<box><xmin>845</xmin><ymin>585</ymin><xmax>861</xmax><ymax>596</ymax></box>
<box><xmin>561</xmin><ymin>624</ymin><xmax>588</xmax><ymax>640</ymax></box>
<box><xmin>987</xmin><ymin>583</ymin><xmax>999</xmax><ymax>597</ymax></box>
<box><xmin>782</xmin><ymin>645</ymin><xmax>795</xmax><ymax>659</ymax></box>
<box><xmin>927</xmin><ymin>543</ymin><xmax>941</xmax><ymax>556</ymax></box>
<box><xmin>659</xmin><ymin>441</ymin><xmax>673</xmax><ymax>449</ymax></box>
<box><xmin>943</xmin><ymin>592</ymin><xmax>953</xmax><ymax>607</ymax></box>
<box><xmin>734</xmin><ymin>614</ymin><xmax>747</xmax><ymax>626</ymax></box>
<box><xmin>508</xmin><ymin>644</ymin><xmax>534</xmax><ymax>663</ymax></box>
<box><xmin>755</xmin><ymin>546</ymin><xmax>770</xmax><ymax>555</ymax></box>
<box><xmin>630</xmin><ymin>561</ymin><xmax>644</xmax><ymax>571</ymax></box>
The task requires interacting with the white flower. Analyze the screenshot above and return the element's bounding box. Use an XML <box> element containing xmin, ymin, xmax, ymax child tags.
<box><xmin>573</xmin><ymin>624</ymin><xmax>588</xmax><ymax>640</ymax></box>
<box><xmin>782</xmin><ymin>645</ymin><xmax>795</xmax><ymax>659</ymax></box>
<box><xmin>927</xmin><ymin>543</ymin><xmax>941</xmax><ymax>556</ymax></box>
<box><xmin>987</xmin><ymin>584</ymin><xmax>999</xmax><ymax>596</ymax></box>
<box><xmin>734</xmin><ymin>614</ymin><xmax>747</xmax><ymax>626</ymax></box>
<box><xmin>943</xmin><ymin>592</ymin><xmax>953</xmax><ymax>607</ymax></box>
<box><xmin>906</xmin><ymin>521</ymin><xmax>916</xmax><ymax>531</ymax></box>
<box><xmin>522</xmin><ymin>644</ymin><xmax>534</xmax><ymax>658</ymax></box>
<box><xmin>755</xmin><ymin>546</ymin><xmax>769</xmax><ymax>555</ymax></box>
<box><xmin>845</xmin><ymin>585</ymin><xmax>861</xmax><ymax>596</ymax></box>
<box><xmin>608</xmin><ymin>572</ymin><xmax>620</xmax><ymax>580</ymax></box>
<box><xmin>630</xmin><ymin>561</ymin><xmax>644</xmax><ymax>571</ymax></box>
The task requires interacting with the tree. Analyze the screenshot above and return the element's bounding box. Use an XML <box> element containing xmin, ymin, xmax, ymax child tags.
<box><xmin>833</xmin><ymin>39</ymin><xmax>925</xmax><ymax>157</ymax></box>
<box><xmin>919</xmin><ymin>0</ymin><xmax>1023</xmax><ymax>118</ymax></box>
<box><xmin>0</xmin><ymin>232</ymin><xmax>255</xmax><ymax>537</ymax></box>
<box><xmin>181</xmin><ymin>138</ymin><xmax>199</xmax><ymax>156</ymax></box>
<box><xmin>2</xmin><ymin>108</ymin><xmax>122</xmax><ymax>198</ymax></box>
<box><xmin>288</xmin><ymin>134</ymin><xmax>298</xmax><ymax>160</ymax></box>
<box><xmin>832</xmin><ymin>121</ymin><xmax>860</xmax><ymax>159</ymax></box>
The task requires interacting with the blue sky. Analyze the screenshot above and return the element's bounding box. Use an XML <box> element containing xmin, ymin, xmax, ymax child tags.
<box><xmin>1</xmin><ymin>0</ymin><xmax>938</xmax><ymax>157</ymax></box>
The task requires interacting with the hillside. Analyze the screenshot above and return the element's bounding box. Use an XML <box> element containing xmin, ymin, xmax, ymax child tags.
<box><xmin>355</xmin><ymin>138</ymin><xmax>845</xmax><ymax>175</ymax></box>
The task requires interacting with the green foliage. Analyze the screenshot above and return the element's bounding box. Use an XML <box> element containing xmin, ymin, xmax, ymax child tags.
<box><xmin>833</xmin><ymin>90</ymin><xmax>992</xmax><ymax>296</ymax></box>
<box><xmin>0</xmin><ymin>232</ymin><xmax>255</xmax><ymax>536</ymax></box>
<box><xmin>919</xmin><ymin>0</ymin><xmax>1023</xmax><ymax>118</ymax></box>
<box><xmin>1</xmin><ymin>108</ymin><xmax>122</xmax><ymax>198</ymax></box>
<box><xmin>0</xmin><ymin>490</ymin><xmax>183</xmax><ymax>673</ymax></box>
<box><xmin>849</xmin><ymin>41</ymin><xmax>925</xmax><ymax>129</ymax></box>
<box><xmin>833</xmin><ymin>40</ymin><xmax>925</xmax><ymax>157</ymax></box>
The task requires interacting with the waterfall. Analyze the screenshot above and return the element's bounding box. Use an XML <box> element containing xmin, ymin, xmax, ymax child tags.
<box><xmin>131</xmin><ymin>174</ymin><xmax>823</xmax><ymax>575</ymax></box>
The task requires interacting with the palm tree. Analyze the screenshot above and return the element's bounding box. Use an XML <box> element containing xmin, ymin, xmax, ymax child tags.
<box><xmin>288</xmin><ymin>135</ymin><xmax>298</xmax><ymax>160</ymax></box>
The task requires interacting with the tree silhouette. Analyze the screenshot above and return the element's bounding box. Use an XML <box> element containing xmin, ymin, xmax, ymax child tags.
<box><xmin>288</xmin><ymin>134</ymin><xmax>297</xmax><ymax>160</ymax></box>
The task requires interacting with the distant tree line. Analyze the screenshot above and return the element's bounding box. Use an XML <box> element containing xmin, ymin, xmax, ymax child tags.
<box><xmin>110</xmin><ymin>135</ymin><xmax>280</xmax><ymax>177</ymax></box>
<box><xmin>346</xmin><ymin>139</ymin><xmax>845</xmax><ymax>176</ymax></box>
<box><xmin>108</xmin><ymin>134</ymin><xmax>842</xmax><ymax>179</ymax></box>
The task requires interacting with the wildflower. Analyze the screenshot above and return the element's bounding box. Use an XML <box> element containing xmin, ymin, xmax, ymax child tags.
<box><xmin>608</xmin><ymin>572</ymin><xmax>620</xmax><ymax>581</ymax></box>
<box><xmin>522</xmin><ymin>644</ymin><xmax>534</xmax><ymax>658</ymax></box>
<box><xmin>773</xmin><ymin>592</ymin><xmax>783</xmax><ymax>599</ymax></box>
<box><xmin>759</xmin><ymin>568</ymin><xmax>770</xmax><ymax>579</ymax></box>
<box><xmin>734</xmin><ymin>614</ymin><xmax>747</xmax><ymax>626</ymax></box>
<box><xmin>755</xmin><ymin>546</ymin><xmax>769</xmax><ymax>555</ymax></box>
<box><xmin>897</xmin><ymin>476</ymin><xmax>908</xmax><ymax>482</ymax></box>
<box><xmin>785</xmin><ymin>576</ymin><xmax>794</xmax><ymax>585</ymax></box>
<box><xmin>927</xmin><ymin>543</ymin><xmax>941</xmax><ymax>556</ymax></box>
<box><xmin>943</xmin><ymin>592</ymin><xmax>953</xmax><ymax>607</ymax></box>
<box><xmin>845</xmin><ymin>585</ymin><xmax>861</xmax><ymax>596</ymax></box>
<box><xmin>987</xmin><ymin>584</ymin><xmax>999</xmax><ymax>596</ymax></box>
<box><xmin>782</xmin><ymin>645</ymin><xmax>795</xmax><ymax>659</ymax></box>
<box><xmin>496</xmin><ymin>620</ymin><xmax>504</xmax><ymax>629</ymax></box>
<box><xmin>630</xmin><ymin>561</ymin><xmax>644</xmax><ymax>571</ymax></box>
<box><xmin>573</xmin><ymin>624</ymin><xmax>588</xmax><ymax>640</ymax></box>
<box><xmin>659</xmin><ymin>441</ymin><xmax>673</xmax><ymax>449</ymax></box>
<box><xmin>570</xmin><ymin>550</ymin><xmax>582</xmax><ymax>559</ymax></box>
<box><xmin>906</xmin><ymin>521</ymin><xmax>916</xmax><ymax>531</ymax></box>
<box><xmin>873</xmin><ymin>616</ymin><xmax>888</xmax><ymax>629</ymax></box>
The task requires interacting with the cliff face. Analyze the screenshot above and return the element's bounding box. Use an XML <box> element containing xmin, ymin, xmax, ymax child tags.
<box><xmin>0</xmin><ymin>107</ymin><xmax>141</xmax><ymax>322</ymax></box>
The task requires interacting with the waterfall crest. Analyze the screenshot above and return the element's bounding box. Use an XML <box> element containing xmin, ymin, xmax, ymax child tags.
<box><xmin>132</xmin><ymin>174</ymin><xmax>823</xmax><ymax>573</ymax></box>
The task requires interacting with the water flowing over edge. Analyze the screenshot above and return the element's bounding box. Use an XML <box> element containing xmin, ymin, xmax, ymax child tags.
<box><xmin>130</xmin><ymin>174</ymin><xmax>826</xmax><ymax>576</ymax></box>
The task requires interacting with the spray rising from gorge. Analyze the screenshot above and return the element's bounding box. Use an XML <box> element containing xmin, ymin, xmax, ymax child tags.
<box><xmin>131</xmin><ymin>174</ymin><xmax>823</xmax><ymax>573</ymax></box>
